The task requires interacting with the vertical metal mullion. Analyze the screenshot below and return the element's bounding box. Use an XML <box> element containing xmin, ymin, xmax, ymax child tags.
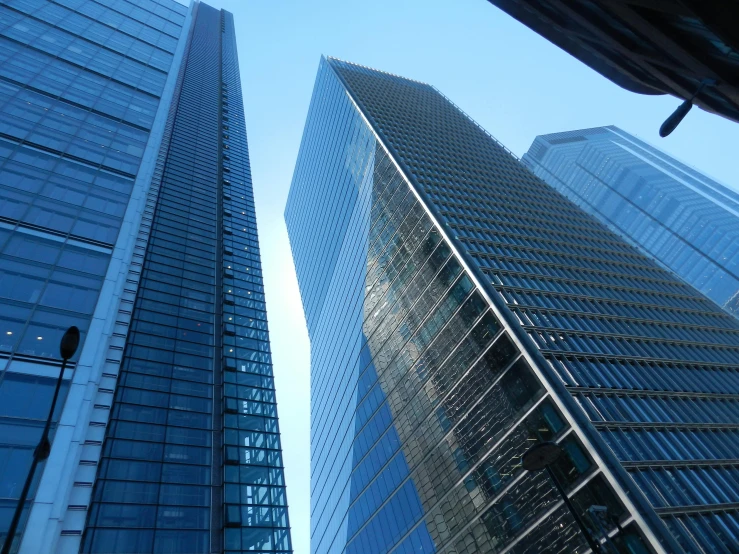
<box><xmin>210</xmin><ymin>10</ymin><xmax>225</xmax><ymax>554</ymax></box>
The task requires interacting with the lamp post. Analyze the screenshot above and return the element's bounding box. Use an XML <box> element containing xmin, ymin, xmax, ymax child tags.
<box><xmin>522</xmin><ymin>441</ymin><xmax>602</xmax><ymax>553</ymax></box>
<box><xmin>1</xmin><ymin>326</ymin><xmax>80</xmax><ymax>554</ymax></box>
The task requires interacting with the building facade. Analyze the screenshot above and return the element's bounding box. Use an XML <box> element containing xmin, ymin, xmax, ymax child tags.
<box><xmin>285</xmin><ymin>57</ymin><xmax>739</xmax><ymax>554</ymax></box>
<box><xmin>0</xmin><ymin>1</ymin><xmax>291</xmax><ymax>553</ymax></box>
<box><xmin>522</xmin><ymin>126</ymin><xmax>739</xmax><ymax>319</ymax></box>
<box><xmin>484</xmin><ymin>1</ymin><xmax>739</xmax><ymax>124</ymax></box>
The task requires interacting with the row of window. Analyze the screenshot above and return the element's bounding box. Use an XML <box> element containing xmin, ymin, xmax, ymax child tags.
<box><xmin>468</xmin><ymin>237</ymin><xmax>679</xmax><ymax>285</ymax></box>
<box><xmin>0</xmin><ymin>43</ymin><xmax>159</xmax><ymax>128</ymax></box>
<box><xmin>1</xmin><ymin>257</ymin><xmax>102</xmax><ymax>312</ymax></box>
<box><xmin>450</xmin><ymin>211</ymin><xmax>633</xmax><ymax>255</ymax></box>
<box><xmin>9</xmin><ymin>0</ymin><xmax>176</xmax><ymax>70</ymax></box>
<box><xmin>54</xmin><ymin>0</ymin><xmax>180</xmax><ymax>52</ymax></box>
<box><xmin>443</xmin><ymin>206</ymin><xmax>615</xmax><ymax>247</ymax></box>
<box><xmin>529</xmin><ymin>325</ymin><xmax>739</xmax><ymax>365</ymax></box>
<box><xmin>577</xmin><ymin>392</ymin><xmax>739</xmax><ymax>426</ymax></box>
<box><xmin>0</xmin><ymin>300</ymin><xmax>91</xmax><ymax>362</ymax></box>
<box><xmin>631</xmin><ymin>465</ymin><xmax>739</xmax><ymax>509</ymax></box>
<box><xmin>0</xmin><ymin>136</ymin><xmax>135</xmax><ymax>195</ymax></box>
<box><xmin>498</xmin><ymin>287</ymin><xmax>732</xmax><ymax>329</ymax></box>
<box><xmin>429</xmin><ymin>179</ymin><xmax>586</xmax><ymax>219</ymax></box>
<box><xmin>601</xmin><ymin>427</ymin><xmax>739</xmax><ymax>462</ymax></box>
<box><xmin>513</xmin><ymin>306</ymin><xmax>739</xmax><ymax>346</ymax></box>
<box><xmin>66</xmin><ymin>0</ymin><xmax>183</xmax><ymax>43</ymax></box>
<box><xmin>551</xmin><ymin>354</ymin><xmax>739</xmax><ymax>395</ymax></box>
<box><xmin>0</xmin><ymin>78</ymin><xmax>148</xmax><ymax>147</ymax></box>
<box><xmin>0</xmin><ymin>8</ymin><xmax>167</xmax><ymax>95</ymax></box>
<box><xmin>82</xmin><ymin>528</ymin><xmax>292</xmax><ymax>554</ymax></box>
<box><xmin>665</xmin><ymin>510</ymin><xmax>739</xmax><ymax>553</ymax></box>
<box><xmin>0</xmin><ymin>110</ymin><xmax>142</xmax><ymax>175</ymax></box>
<box><xmin>2</xmin><ymin>184</ymin><xmax>127</xmax><ymax>245</ymax></box>
<box><xmin>458</xmin><ymin>225</ymin><xmax>642</xmax><ymax>265</ymax></box>
<box><xmin>1</xmin><ymin>228</ymin><xmax>109</xmax><ymax>273</ymax></box>
<box><xmin>475</xmin><ymin>249</ymin><xmax>695</xmax><ymax>296</ymax></box>
<box><xmin>491</xmin><ymin>270</ymin><xmax>713</xmax><ymax>312</ymax></box>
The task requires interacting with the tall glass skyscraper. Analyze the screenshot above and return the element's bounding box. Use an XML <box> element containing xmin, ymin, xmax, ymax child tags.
<box><xmin>522</xmin><ymin>126</ymin><xmax>739</xmax><ymax>319</ymax></box>
<box><xmin>0</xmin><ymin>1</ymin><xmax>291</xmax><ymax>553</ymax></box>
<box><xmin>285</xmin><ymin>57</ymin><xmax>739</xmax><ymax>554</ymax></box>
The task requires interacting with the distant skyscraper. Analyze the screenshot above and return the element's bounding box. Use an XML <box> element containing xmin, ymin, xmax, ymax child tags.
<box><xmin>285</xmin><ymin>57</ymin><xmax>739</xmax><ymax>554</ymax></box>
<box><xmin>484</xmin><ymin>1</ymin><xmax>739</xmax><ymax>124</ymax></box>
<box><xmin>0</xmin><ymin>2</ymin><xmax>291</xmax><ymax>553</ymax></box>
<box><xmin>522</xmin><ymin>126</ymin><xmax>739</xmax><ymax>319</ymax></box>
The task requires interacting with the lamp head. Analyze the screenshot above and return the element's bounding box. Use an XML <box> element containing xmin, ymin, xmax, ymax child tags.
<box><xmin>60</xmin><ymin>326</ymin><xmax>80</xmax><ymax>360</ymax></box>
<box><xmin>659</xmin><ymin>99</ymin><xmax>693</xmax><ymax>138</ymax></box>
<box><xmin>522</xmin><ymin>441</ymin><xmax>563</xmax><ymax>472</ymax></box>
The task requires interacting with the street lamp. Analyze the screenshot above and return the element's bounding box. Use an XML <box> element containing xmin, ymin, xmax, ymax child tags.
<box><xmin>522</xmin><ymin>441</ymin><xmax>602</xmax><ymax>553</ymax></box>
<box><xmin>659</xmin><ymin>79</ymin><xmax>716</xmax><ymax>138</ymax></box>
<box><xmin>1</xmin><ymin>326</ymin><xmax>80</xmax><ymax>554</ymax></box>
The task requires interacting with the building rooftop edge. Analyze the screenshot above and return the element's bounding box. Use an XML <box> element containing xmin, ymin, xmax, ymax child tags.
<box><xmin>325</xmin><ymin>55</ymin><xmax>431</xmax><ymax>87</ymax></box>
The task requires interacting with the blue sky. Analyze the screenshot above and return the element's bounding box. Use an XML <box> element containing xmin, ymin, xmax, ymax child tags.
<box><xmin>189</xmin><ymin>0</ymin><xmax>739</xmax><ymax>551</ymax></box>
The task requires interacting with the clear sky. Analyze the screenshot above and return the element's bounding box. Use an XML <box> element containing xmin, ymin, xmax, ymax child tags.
<box><xmin>187</xmin><ymin>1</ymin><xmax>739</xmax><ymax>552</ymax></box>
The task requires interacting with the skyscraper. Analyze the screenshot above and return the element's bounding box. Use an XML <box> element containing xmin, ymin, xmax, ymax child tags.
<box><xmin>484</xmin><ymin>1</ymin><xmax>739</xmax><ymax>124</ymax></box>
<box><xmin>285</xmin><ymin>57</ymin><xmax>739</xmax><ymax>554</ymax></box>
<box><xmin>522</xmin><ymin>126</ymin><xmax>739</xmax><ymax>320</ymax></box>
<box><xmin>0</xmin><ymin>1</ymin><xmax>291</xmax><ymax>553</ymax></box>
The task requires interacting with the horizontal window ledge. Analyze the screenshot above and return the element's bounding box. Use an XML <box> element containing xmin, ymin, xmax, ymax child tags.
<box><xmin>0</xmin><ymin>73</ymin><xmax>151</xmax><ymax>132</ymax></box>
<box><xmin>623</xmin><ymin>459</ymin><xmax>739</xmax><ymax>470</ymax></box>
<box><xmin>654</xmin><ymin>502</ymin><xmax>739</xmax><ymax>516</ymax></box>
<box><xmin>472</xmin><ymin>250</ymin><xmax>678</xmax><ymax>287</ymax></box>
<box><xmin>523</xmin><ymin>325</ymin><xmax>739</xmax><ymax>351</ymax></box>
<box><xmin>448</xmin><ymin>217</ymin><xmax>627</xmax><ymax>250</ymax></box>
<box><xmin>542</xmin><ymin>350</ymin><xmax>739</xmax><ymax>370</ymax></box>
<box><xmin>492</xmin><ymin>284</ymin><xmax>734</xmax><ymax>319</ymax></box>
<box><xmin>567</xmin><ymin>386</ymin><xmax>739</xmax><ymax>402</ymax></box>
<box><xmin>455</xmin><ymin>222</ymin><xmax>638</xmax><ymax>256</ymax></box>
<box><xmin>0</xmin><ymin>216</ymin><xmax>114</xmax><ymax>252</ymax></box>
<box><xmin>468</xmin><ymin>242</ymin><xmax>670</xmax><ymax>280</ymax></box>
<box><xmin>0</xmin><ymin>131</ymin><xmax>137</xmax><ymax>180</ymax></box>
<box><xmin>509</xmin><ymin>304</ymin><xmax>739</xmax><ymax>336</ymax></box>
<box><xmin>440</xmin><ymin>207</ymin><xmax>610</xmax><ymax>238</ymax></box>
<box><xmin>591</xmin><ymin>421</ymin><xmax>739</xmax><ymax>431</ymax></box>
<box><xmin>482</xmin><ymin>267</ymin><xmax>711</xmax><ymax>304</ymax></box>
<box><xmin>2</xmin><ymin>2</ymin><xmax>172</xmax><ymax>74</ymax></box>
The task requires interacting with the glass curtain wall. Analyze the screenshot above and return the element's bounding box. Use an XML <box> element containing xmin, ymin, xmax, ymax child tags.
<box><xmin>219</xmin><ymin>9</ymin><xmax>292</xmax><ymax>554</ymax></box>
<box><xmin>522</xmin><ymin>126</ymin><xmax>739</xmax><ymax>319</ymax></box>
<box><xmin>286</xmin><ymin>58</ymin><xmax>656</xmax><ymax>554</ymax></box>
<box><xmin>329</xmin><ymin>60</ymin><xmax>739</xmax><ymax>554</ymax></box>
<box><xmin>0</xmin><ymin>0</ymin><xmax>186</xmax><ymax>548</ymax></box>
<box><xmin>82</xmin><ymin>5</ymin><xmax>291</xmax><ymax>554</ymax></box>
<box><xmin>82</xmin><ymin>4</ymin><xmax>221</xmax><ymax>552</ymax></box>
